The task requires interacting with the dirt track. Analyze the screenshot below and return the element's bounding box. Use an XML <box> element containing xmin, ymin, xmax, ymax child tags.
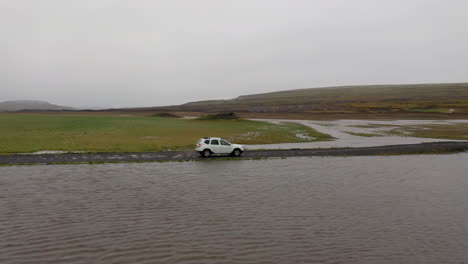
<box><xmin>1</xmin><ymin>142</ymin><xmax>468</xmax><ymax>166</ymax></box>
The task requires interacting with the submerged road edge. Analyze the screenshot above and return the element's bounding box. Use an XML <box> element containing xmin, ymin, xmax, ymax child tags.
<box><xmin>1</xmin><ymin>142</ymin><xmax>468</xmax><ymax>166</ymax></box>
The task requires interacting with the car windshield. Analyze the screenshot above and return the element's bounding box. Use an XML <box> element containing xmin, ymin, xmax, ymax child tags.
<box><xmin>221</xmin><ymin>140</ymin><xmax>230</xmax><ymax>146</ymax></box>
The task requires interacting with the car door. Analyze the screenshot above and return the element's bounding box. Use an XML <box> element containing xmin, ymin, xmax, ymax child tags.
<box><xmin>219</xmin><ymin>140</ymin><xmax>232</xmax><ymax>154</ymax></box>
<box><xmin>210</xmin><ymin>139</ymin><xmax>221</xmax><ymax>153</ymax></box>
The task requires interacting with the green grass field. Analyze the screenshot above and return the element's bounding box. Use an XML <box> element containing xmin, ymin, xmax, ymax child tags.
<box><xmin>389</xmin><ymin>123</ymin><xmax>468</xmax><ymax>140</ymax></box>
<box><xmin>0</xmin><ymin>114</ymin><xmax>332</xmax><ymax>153</ymax></box>
<box><xmin>350</xmin><ymin>123</ymin><xmax>468</xmax><ymax>140</ymax></box>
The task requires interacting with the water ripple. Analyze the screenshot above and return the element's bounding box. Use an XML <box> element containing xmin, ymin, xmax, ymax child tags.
<box><xmin>2</xmin><ymin>154</ymin><xmax>468</xmax><ymax>263</ymax></box>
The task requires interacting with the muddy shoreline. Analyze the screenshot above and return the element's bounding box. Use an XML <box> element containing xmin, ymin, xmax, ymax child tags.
<box><xmin>1</xmin><ymin>142</ymin><xmax>468</xmax><ymax>166</ymax></box>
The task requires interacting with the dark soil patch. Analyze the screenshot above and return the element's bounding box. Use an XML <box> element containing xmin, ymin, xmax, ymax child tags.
<box><xmin>196</xmin><ymin>112</ymin><xmax>239</xmax><ymax>120</ymax></box>
<box><xmin>149</xmin><ymin>112</ymin><xmax>181</xmax><ymax>118</ymax></box>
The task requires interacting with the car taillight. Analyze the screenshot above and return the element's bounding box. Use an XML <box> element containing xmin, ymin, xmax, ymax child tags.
<box><xmin>197</xmin><ymin>144</ymin><xmax>201</xmax><ymax>147</ymax></box>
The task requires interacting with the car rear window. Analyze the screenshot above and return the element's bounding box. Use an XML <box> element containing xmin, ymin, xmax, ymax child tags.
<box><xmin>204</xmin><ymin>140</ymin><xmax>210</xmax><ymax>144</ymax></box>
<box><xmin>210</xmin><ymin>139</ymin><xmax>219</xmax><ymax>145</ymax></box>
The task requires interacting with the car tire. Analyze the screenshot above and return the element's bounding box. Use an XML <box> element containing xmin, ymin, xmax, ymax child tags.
<box><xmin>202</xmin><ymin>149</ymin><xmax>211</xmax><ymax>157</ymax></box>
<box><xmin>232</xmin><ymin>149</ymin><xmax>242</xmax><ymax>157</ymax></box>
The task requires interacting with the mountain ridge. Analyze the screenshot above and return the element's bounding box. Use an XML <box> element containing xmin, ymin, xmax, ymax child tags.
<box><xmin>157</xmin><ymin>82</ymin><xmax>468</xmax><ymax>113</ymax></box>
<box><xmin>0</xmin><ymin>100</ymin><xmax>75</xmax><ymax>111</ymax></box>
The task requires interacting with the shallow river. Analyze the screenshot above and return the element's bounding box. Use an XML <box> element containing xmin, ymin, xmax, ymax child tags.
<box><xmin>1</xmin><ymin>153</ymin><xmax>468</xmax><ymax>264</ymax></box>
<box><xmin>247</xmin><ymin>119</ymin><xmax>468</xmax><ymax>150</ymax></box>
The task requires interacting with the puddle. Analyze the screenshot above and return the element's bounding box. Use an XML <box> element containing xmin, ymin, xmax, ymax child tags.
<box><xmin>296</xmin><ymin>133</ymin><xmax>315</xmax><ymax>140</ymax></box>
<box><xmin>21</xmin><ymin>150</ymin><xmax>85</xmax><ymax>155</ymax></box>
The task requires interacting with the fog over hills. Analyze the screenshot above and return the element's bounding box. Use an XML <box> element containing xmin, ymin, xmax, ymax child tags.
<box><xmin>0</xmin><ymin>100</ymin><xmax>75</xmax><ymax>111</ymax></box>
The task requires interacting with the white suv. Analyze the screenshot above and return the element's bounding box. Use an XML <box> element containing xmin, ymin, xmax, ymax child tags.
<box><xmin>195</xmin><ymin>137</ymin><xmax>245</xmax><ymax>157</ymax></box>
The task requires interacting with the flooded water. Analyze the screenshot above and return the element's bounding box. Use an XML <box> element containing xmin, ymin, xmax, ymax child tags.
<box><xmin>2</xmin><ymin>153</ymin><xmax>468</xmax><ymax>264</ymax></box>
<box><xmin>246</xmin><ymin>119</ymin><xmax>468</xmax><ymax>149</ymax></box>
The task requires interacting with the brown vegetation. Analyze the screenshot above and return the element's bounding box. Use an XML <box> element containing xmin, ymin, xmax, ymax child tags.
<box><xmin>9</xmin><ymin>83</ymin><xmax>468</xmax><ymax>120</ymax></box>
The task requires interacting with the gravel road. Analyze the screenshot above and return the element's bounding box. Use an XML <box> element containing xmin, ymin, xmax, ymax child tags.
<box><xmin>1</xmin><ymin>142</ymin><xmax>467</xmax><ymax>165</ymax></box>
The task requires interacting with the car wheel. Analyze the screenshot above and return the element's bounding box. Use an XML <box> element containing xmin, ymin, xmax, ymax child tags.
<box><xmin>202</xmin><ymin>149</ymin><xmax>211</xmax><ymax>157</ymax></box>
<box><xmin>232</xmin><ymin>149</ymin><xmax>242</xmax><ymax>157</ymax></box>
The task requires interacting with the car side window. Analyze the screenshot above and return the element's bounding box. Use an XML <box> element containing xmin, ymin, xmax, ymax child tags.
<box><xmin>220</xmin><ymin>140</ymin><xmax>230</xmax><ymax>146</ymax></box>
<box><xmin>204</xmin><ymin>140</ymin><xmax>210</xmax><ymax>144</ymax></box>
<box><xmin>210</xmin><ymin>139</ymin><xmax>220</xmax><ymax>145</ymax></box>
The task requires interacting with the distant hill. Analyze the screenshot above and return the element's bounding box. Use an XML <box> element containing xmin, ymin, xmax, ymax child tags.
<box><xmin>144</xmin><ymin>83</ymin><xmax>468</xmax><ymax>114</ymax></box>
<box><xmin>0</xmin><ymin>100</ymin><xmax>75</xmax><ymax>112</ymax></box>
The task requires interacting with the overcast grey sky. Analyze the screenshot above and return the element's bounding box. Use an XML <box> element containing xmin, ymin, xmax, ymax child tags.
<box><xmin>1</xmin><ymin>0</ymin><xmax>467</xmax><ymax>108</ymax></box>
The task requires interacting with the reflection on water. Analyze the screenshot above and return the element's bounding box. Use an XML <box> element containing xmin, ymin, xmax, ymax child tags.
<box><xmin>1</xmin><ymin>153</ymin><xmax>468</xmax><ymax>264</ymax></box>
